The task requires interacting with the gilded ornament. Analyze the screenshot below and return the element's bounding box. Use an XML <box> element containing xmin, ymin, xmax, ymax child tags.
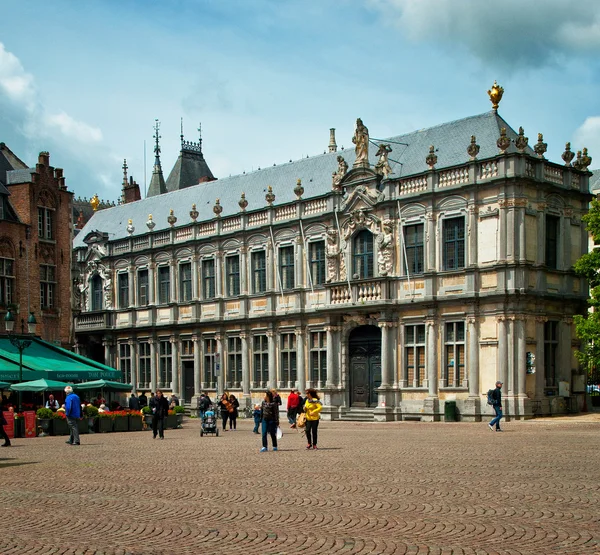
<box><xmin>146</xmin><ymin>214</ymin><xmax>155</xmax><ymax>231</ymax></box>
<box><xmin>487</xmin><ymin>80</ymin><xmax>504</xmax><ymax>111</ymax></box>
<box><xmin>497</xmin><ymin>128</ymin><xmax>511</xmax><ymax>154</ymax></box>
<box><xmin>514</xmin><ymin>127</ymin><xmax>529</xmax><ymax>153</ymax></box>
<box><xmin>213</xmin><ymin>198</ymin><xmax>223</xmax><ymax>217</ymax></box>
<box><xmin>425</xmin><ymin>145</ymin><xmax>437</xmax><ymax>169</ymax></box>
<box><xmin>238</xmin><ymin>192</ymin><xmax>248</xmax><ymax>212</ymax></box>
<box><xmin>467</xmin><ymin>135</ymin><xmax>480</xmax><ymax>160</ymax></box>
<box><xmin>265</xmin><ymin>185</ymin><xmax>276</xmax><ymax>205</ymax></box>
<box><xmin>167</xmin><ymin>208</ymin><xmax>177</xmax><ymax>227</ymax></box>
<box><xmin>90</xmin><ymin>194</ymin><xmax>100</xmax><ymax>212</ymax></box>
<box><xmin>126</xmin><ymin>219</ymin><xmax>135</xmax><ymax>235</ymax></box>
<box><xmin>294</xmin><ymin>178</ymin><xmax>304</xmax><ymax>200</ymax></box>
<box><xmin>189</xmin><ymin>203</ymin><xmax>199</xmax><ymax>221</ymax></box>
<box><xmin>534</xmin><ymin>133</ymin><xmax>547</xmax><ymax>158</ymax></box>
<box><xmin>562</xmin><ymin>142</ymin><xmax>575</xmax><ymax>167</ymax></box>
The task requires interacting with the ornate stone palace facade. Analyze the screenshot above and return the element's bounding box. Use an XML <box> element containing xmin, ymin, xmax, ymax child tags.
<box><xmin>73</xmin><ymin>88</ymin><xmax>593</xmax><ymax>420</ymax></box>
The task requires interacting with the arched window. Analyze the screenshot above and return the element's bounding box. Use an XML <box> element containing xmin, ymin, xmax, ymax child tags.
<box><xmin>91</xmin><ymin>275</ymin><xmax>103</xmax><ymax>311</ymax></box>
<box><xmin>353</xmin><ymin>230</ymin><xmax>374</xmax><ymax>279</ymax></box>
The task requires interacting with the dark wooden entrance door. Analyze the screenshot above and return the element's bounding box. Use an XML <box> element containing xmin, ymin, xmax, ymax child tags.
<box><xmin>349</xmin><ymin>326</ymin><xmax>382</xmax><ymax>407</ymax></box>
<box><xmin>182</xmin><ymin>361</ymin><xmax>195</xmax><ymax>404</ymax></box>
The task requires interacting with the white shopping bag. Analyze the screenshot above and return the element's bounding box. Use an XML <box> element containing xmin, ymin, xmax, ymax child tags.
<box><xmin>276</xmin><ymin>426</ymin><xmax>283</xmax><ymax>440</ymax></box>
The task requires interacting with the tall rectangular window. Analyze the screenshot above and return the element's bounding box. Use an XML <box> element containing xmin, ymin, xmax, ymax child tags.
<box><xmin>253</xmin><ymin>335</ymin><xmax>269</xmax><ymax>386</ymax></box>
<box><xmin>204</xmin><ymin>338</ymin><xmax>217</xmax><ymax>387</ymax></box>
<box><xmin>118</xmin><ymin>343</ymin><xmax>132</xmax><ymax>385</ymax></box>
<box><xmin>309</xmin><ymin>331</ymin><xmax>327</xmax><ymax>386</ymax></box>
<box><xmin>226</xmin><ymin>255</ymin><xmax>240</xmax><ymax>296</ymax></box>
<box><xmin>38</xmin><ymin>207</ymin><xmax>53</xmax><ymax>239</ymax></box>
<box><xmin>158</xmin><ymin>266</ymin><xmax>170</xmax><ymax>304</ymax></box>
<box><xmin>252</xmin><ymin>250</ymin><xmax>267</xmax><ymax>293</ymax></box>
<box><xmin>118</xmin><ymin>273</ymin><xmax>129</xmax><ymax>309</ymax></box>
<box><xmin>445</xmin><ymin>322</ymin><xmax>465</xmax><ymax>387</ymax></box>
<box><xmin>404</xmin><ymin>224</ymin><xmax>424</xmax><ymax>275</ymax></box>
<box><xmin>227</xmin><ymin>336</ymin><xmax>242</xmax><ymax>388</ymax></box>
<box><xmin>545</xmin><ymin>215</ymin><xmax>560</xmax><ymax>270</ymax></box>
<box><xmin>138</xmin><ymin>342</ymin><xmax>151</xmax><ymax>388</ymax></box>
<box><xmin>405</xmin><ymin>325</ymin><xmax>425</xmax><ymax>387</ymax></box>
<box><xmin>443</xmin><ymin>217</ymin><xmax>465</xmax><ymax>270</ymax></box>
<box><xmin>202</xmin><ymin>259</ymin><xmax>215</xmax><ymax>299</ymax></box>
<box><xmin>544</xmin><ymin>321</ymin><xmax>559</xmax><ymax>387</ymax></box>
<box><xmin>0</xmin><ymin>258</ymin><xmax>14</xmax><ymax>306</ymax></box>
<box><xmin>179</xmin><ymin>262</ymin><xmax>192</xmax><ymax>302</ymax></box>
<box><xmin>353</xmin><ymin>230</ymin><xmax>374</xmax><ymax>279</ymax></box>
<box><xmin>279</xmin><ymin>246</ymin><xmax>295</xmax><ymax>290</ymax></box>
<box><xmin>280</xmin><ymin>333</ymin><xmax>297</xmax><ymax>386</ymax></box>
<box><xmin>40</xmin><ymin>264</ymin><xmax>56</xmax><ymax>309</ymax></box>
<box><xmin>137</xmin><ymin>269</ymin><xmax>149</xmax><ymax>306</ymax></box>
<box><xmin>310</xmin><ymin>241</ymin><xmax>326</xmax><ymax>286</ymax></box>
<box><xmin>159</xmin><ymin>340</ymin><xmax>172</xmax><ymax>387</ymax></box>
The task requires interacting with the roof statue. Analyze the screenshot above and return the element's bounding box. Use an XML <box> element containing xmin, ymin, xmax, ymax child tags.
<box><xmin>352</xmin><ymin>118</ymin><xmax>369</xmax><ymax>169</ymax></box>
<box><xmin>375</xmin><ymin>144</ymin><xmax>393</xmax><ymax>177</ymax></box>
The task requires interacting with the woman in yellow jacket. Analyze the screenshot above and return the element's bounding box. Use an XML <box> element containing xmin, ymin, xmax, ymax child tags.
<box><xmin>304</xmin><ymin>388</ymin><xmax>322</xmax><ymax>450</ymax></box>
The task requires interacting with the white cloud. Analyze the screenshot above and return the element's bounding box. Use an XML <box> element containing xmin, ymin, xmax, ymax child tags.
<box><xmin>44</xmin><ymin>112</ymin><xmax>102</xmax><ymax>144</ymax></box>
<box><xmin>0</xmin><ymin>42</ymin><xmax>36</xmax><ymax>111</ymax></box>
<box><xmin>573</xmin><ymin>117</ymin><xmax>600</xmax><ymax>165</ymax></box>
<box><xmin>368</xmin><ymin>0</ymin><xmax>600</xmax><ymax>68</ymax></box>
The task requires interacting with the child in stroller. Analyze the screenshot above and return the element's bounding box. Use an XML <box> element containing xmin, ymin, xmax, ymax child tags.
<box><xmin>200</xmin><ymin>409</ymin><xmax>219</xmax><ymax>437</ymax></box>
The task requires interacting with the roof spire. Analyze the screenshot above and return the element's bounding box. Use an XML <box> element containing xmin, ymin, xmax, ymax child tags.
<box><xmin>153</xmin><ymin>119</ymin><xmax>162</xmax><ymax>168</ymax></box>
<box><xmin>122</xmin><ymin>158</ymin><xmax>128</xmax><ymax>187</ymax></box>
<box><xmin>180</xmin><ymin>117</ymin><xmax>184</xmax><ymax>149</ymax></box>
<box><xmin>328</xmin><ymin>128</ymin><xmax>337</xmax><ymax>153</ymax></box>
<box><xmin>147</xmin><ymin>119</ymin><xmax>167</xmax><ymax>197</ymax></box>
<box><xmin>198</xmin><ymin>122</ymin><xmax>202</xmax><ymax>151</ymax></box>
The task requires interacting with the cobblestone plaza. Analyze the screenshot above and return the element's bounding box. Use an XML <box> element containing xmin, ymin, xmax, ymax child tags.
<box><xmin>1</xmin><ymin>418</ymin><xmax>599</xmax><ymax>555</ymax></box>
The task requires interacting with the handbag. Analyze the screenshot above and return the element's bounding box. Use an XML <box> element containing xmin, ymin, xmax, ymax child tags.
<box><xmin>276</xmin><ymin>426</ymin><xmax>283</xmax><ymax>440</ymax></box>
<box><xmin>296</xmin><ymin>412</ymin><xmax>306</xmax><ymax>428</ymax></box>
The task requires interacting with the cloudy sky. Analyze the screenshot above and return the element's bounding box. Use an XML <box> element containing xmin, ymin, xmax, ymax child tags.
<box><xmin>1</xmin><ymin>0</ymin><xmax>599</xmax><ymax>201</ymax></box>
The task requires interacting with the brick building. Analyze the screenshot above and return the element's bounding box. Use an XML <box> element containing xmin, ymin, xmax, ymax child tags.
<box><xmin>0</xmin><ymin>144</ymin><xmax>73</xmax><ymax>346</ymax></box>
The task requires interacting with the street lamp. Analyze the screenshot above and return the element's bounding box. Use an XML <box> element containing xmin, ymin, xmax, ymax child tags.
<box><xmin>4</xmin><ymin>310</ymin><xmax>37</xmax><ymax>413</ymax></box>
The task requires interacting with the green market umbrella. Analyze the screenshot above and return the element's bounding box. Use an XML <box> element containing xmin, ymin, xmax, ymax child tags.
<box><xmin>10</xmin><ymin>378</ymin><xmax>72</xmax><ymax>392</ymax></box>
<box><xmin>0</xmin><ymin>381</ymin><xmax>11</xmax><ymax>389</ymax></box>
<box><xmin>73</xmin><ymin>380</ymin><xmax>132</xmax><ymax>392</ymax></box>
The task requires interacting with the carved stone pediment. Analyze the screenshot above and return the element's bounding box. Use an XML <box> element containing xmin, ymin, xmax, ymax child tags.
<box><xmin>340</xmin><ymin>183</ymin><xmax>385</xmax><ymax>213</ymax></box>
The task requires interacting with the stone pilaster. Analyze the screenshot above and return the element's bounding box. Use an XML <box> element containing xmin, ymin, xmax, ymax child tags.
<box><xmin>170</xmin><ymin>335</ymin><xmax>179</xmax><ymax>394</ymax></box>
<box><xmin>215</xmin><ymin>333</ymin><xmax>224</xmax><ymax>395</ymax></box>
<box><xmin>241</xmin><ymin>331</ymin><xmax>250</xmax><ymax>396</ymax></box>
<box><xmin>422</xmin><ymin>319</ymin><xmax>439</xmax><ymax>422</ymax></box>
<box><xmin>498</xmin><ymin>199</ymin><xmax>507</xmax><ymax>262</ymax></box>
<box><xmin>128</xmin><ymin>265</ymin><xmax>135</xmax><ymax>307</ymax></box>
<box><xmin>191</xmin><ymin>255</ymin><xmax>199</xmax><ymax>301</ymax></box>
<box><xmin>462</xmin><ymin>316</ymin><xmax>481</xmax><ymax>422</ymax></box>
<box><xmin>296</xmin><ymin>327</ymin><xmax>306</xmax><ymax>393</ymax></box>
<box><xmin>149</xmin><ymin>337</ymin><xmax>157</xmax><ymax>393</ymax></box>
<box><xmin>240</xmin><ymin>246</ymin><xmax>248</xmax><ymax>295</ymax></box>
<box><xmin>148</xmin><ymin>262</ymin><xmax>156</xmax><ymax>305</ymax></box>
<box><xmin>191</xmin><ymin>334</ymin><xmax>202</xmax><ymax>407</ymax></box>
<box><xmin>215</xmin><ymin>251</ymin><xmax>223</xmax><ymax>297</ymax></box>
<box><xmin>128</xmin><ymin>339</ymin><xmax>137</xmax><ymax>392</ymax></box>
<box><xmin>267</xmin><ymin>330</ymin><xmax>276</xmax><ymax>389</ymax></box>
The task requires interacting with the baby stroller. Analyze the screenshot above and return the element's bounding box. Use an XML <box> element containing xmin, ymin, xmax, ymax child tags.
<box><xmin>200</xmin><ymin>409</ymin><xmax>219</xmax><ymax>437</ymax></box>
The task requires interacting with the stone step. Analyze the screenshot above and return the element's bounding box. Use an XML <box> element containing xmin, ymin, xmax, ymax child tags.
<box><xmin>339</xmin><ymin>410</ymin><xmax>375</xmax><ymax>422</ymax></box>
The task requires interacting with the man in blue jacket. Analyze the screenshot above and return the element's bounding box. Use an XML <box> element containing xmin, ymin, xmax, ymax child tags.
<box><xmin>64</xmin><ymin>386</ymin><xmax>82</xmax><ymax>445</ymax></box>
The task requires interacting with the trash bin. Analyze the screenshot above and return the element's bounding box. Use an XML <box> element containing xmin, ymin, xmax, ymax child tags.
<box><xmin>444</xmin><ymin>400</ymin><xmax>457</xmax><ymax>422</ymax></box>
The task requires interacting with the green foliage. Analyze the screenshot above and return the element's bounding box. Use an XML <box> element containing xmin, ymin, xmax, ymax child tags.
<box><xmin>36</xmin><ymin>408</ymin><xmax>54</xmax><ymax>419</ymax></box>
<box><xmin>84</xmin><ymin>405</ymin><xmax>99</xmax><ymax>417</ymax></box>
<box><xmin>141</xmin><ymin>405</ymin><xmax>151</xmax><ymax>414</ymax></box>
<box><xmin>173</xmin><ymin>405</ymin><xmax>186</xmax><ymax>414</ymax></box>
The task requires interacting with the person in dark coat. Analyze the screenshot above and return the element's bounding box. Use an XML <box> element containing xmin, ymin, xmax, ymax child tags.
<box><xmin>149</xmin><ymin>389</ymin><xmax>170</xmax><ymax>439</ymax></box>
<box><xmin>260</xmin><ymin>390</ymin><xmax>280</xmax><ymax>452</ymax></box>
<box><xmin>488</xmin><ymin>381</ymin><xmax>504</xmax><ymax>432</ymax></box>
<box><xmin>128</xmin><ymin>393</ymin><xmax>140</xmax><ymax>411</ymax></box>
<box><xmin>228</xmin><ymin>394</ymin><xmax>240</xmax><ymax>430</ymax></box>
<box><xmin>138</xmin><ymin>392</ymin><xmax>148</xmax><ymax>407</ymax></box>
<box><xmin>218</xmin><ymin>393</ymin><xmax>232</xmax><ymax>431</ymax></box>
<box><xmin>0</xmin><ymin>400</ymin><xmax>10</xmax><ymax>447</ymax></box>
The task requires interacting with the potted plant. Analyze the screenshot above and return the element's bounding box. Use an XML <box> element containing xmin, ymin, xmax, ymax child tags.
<box><xmin>84</xmin><ymin>405</ymin><xmax>99</xmax><ymax>433</ymax></box>
<box><xmin>51</xmin><ymin>411</ymin><xmax>69</xmax><ymax>435</ymax></box>
<box><xmin>112</xmin><ymin>410</ymin><xmax>129</xmax><ymax>432</ymax></box>
<box><xmin>128</xmin><ymin>410</ymin><xmax>143</xmax><ymax>432</ymax></box>
<box><xmin>142</xmin><ymin>405</ymin><xmax>153</xmax><ymax>429</ymax></box>
<box><xmin>36</xmin><ymin>408</ymin><xmax>54</xmax><ymax>437</ymax></box>
<box><xmin>166</xmin><ymin>409</ymin><xmax>177</xmax><ymax>430</ymax></box>
<box><xmin>173</xmin><ymin>405</ymin><xmax>185</xmax><ymax>428</ymax></box>
<box><xmin>96</xmin><ymin>411</ymin><xmax>114</xmax><ymax>433</ymax></box>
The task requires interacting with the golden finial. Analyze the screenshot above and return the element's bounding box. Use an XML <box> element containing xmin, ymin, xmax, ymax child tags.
<box><xmin>90</xmin><ymin>193</ymin><xmax>100</xmax><ymax>211</ymax></box>
<box><xmin>487</xmin><ymin>80</ymin><xmax>504</xmax><ymax>112</ymax></box>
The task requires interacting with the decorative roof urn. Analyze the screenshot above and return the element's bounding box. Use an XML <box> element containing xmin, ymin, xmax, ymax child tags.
<box><xmin>265</xmin><ymin>185</ymin><xmax>275</xmax><ymax>206</ymax></box>
<box><xmin>467</xmin><ymin>135</ymin><xmax>480</xmax><ymax>160</ymax></box>
<box><xmin>487</xmin><ymin>80</ymin><xmax>504</xmax><ymax>112</ymax></box>
<box><xmin>514</xmin><ymin>127</ymin><xmax>529</xmax><ymax>153</ymax></box>
<box><xmin>294</xmin><ymin>179</ymin><xmax>304</xmax><ymax>200</ymax></box>
<box><xmin>127</xmin><ymin>219</ymin><xmax>135</xmax><ymax>235</ymax></box>
<box><xmin>574</xmin><ymin>148</ymin><xmax>593</xmax><ymax>171</ymax></box>
<box><xmin>146</xmin><ymin>214</ymin><xmax>155</xmax><ymax>231</ymax></box>
<box><xmin>562</xmin><ymin>142</ymin><xmax>575</xmax><ymax>167</ymax></box>
<box><xmin>534</xmin><ymin>133</ymin><xmax>547</xmax><ymax>158</ymax></box>
<box><xmin>497</xmin><ymin>128</ymin><xmax>511</xmax><ymax>154</ymax></box>
<box><xmin>238</xmin><ymin>192</ymin><xmax>248</xmax><ymax>212</ymax></box>
<box><xmin>167</xmin><ymin>209</ymin><xmax>177</xmax><ymax>227</ymax></box>
<box><xmin>190</xmin><ymin>203</ymin><xmax>199</xmax><ymax>221</ymax></box>
<box><xmin>213</xmin><ymin>198</ymin><xmax>223</xmax><ymax>217</ymax></box>
<box><xmin>425</xmin><ymin>145</ymin><xmax>437</xmax><ymax>170</ymax></box>
<box><xmin>90</xmin><ymin>194</ymin><xmax>100</xmax><ymax>211</ymax></box>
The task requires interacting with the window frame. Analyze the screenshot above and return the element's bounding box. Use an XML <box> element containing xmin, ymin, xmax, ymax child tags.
<box><xmin>251</xmin><ymin>250</ymin><xmax>267</xmax><ymax>294</ymax></box>
<box><xmin>137</xmin><ymin>269</ymin><xmax>149</xmax><ymax>306</ymax></box>
<box><xmin>0</xmin><ymin>257</ymin><xmax>15</xmax><ymax>306</ymax></box>
<box><xmin>40</xmin><ymin>264</ymin><xmax>56</xmax><ymax>309</ymax></box>
<box><xmin>227</xmin><ymin>336</ymin><xmax>242</xmax><ymax>388</ymax></box>
<box><xmin>138</xmin><ymin>341</ymin><xmax>151</xmax><ymax>388</ymax></box>
<box><xmin>309</xmin><ymin>330</ymin><xmax>327</xmax><ymax>386</ymax></box>
<box><xmin>179</xmin><ymin>261</ymin><xmax>192</xmax><ymax>302</ymax></box>
<box><xmin>442</xmin><ymin>216</ymin><xmax>466</xmax><ymax>271</ymax></box>
<box><xmin>202</xmin><ymin>258</ymin><xmax>216</xmax><ymax>300</ymax></box>
<box><xmin>91</xmin><ymin>274</ymin><xmax>103</xmax><ymax>311</ymax></box>
<box><xmin>309</xmin><ymin>241</ymin><xmax>326</xmax><ymax>286</ymax></box>
<box><xmin>405</xmin><ymin>324</ymin><xmax>426</xmax><ymax>387</ymax></box>
<box><xmin>157</xmin><ymin>265</ymin><xmax>171</xmax><ymax>305</ymax></box>
<box><xmin>545</xmin><ymin>215</ymin><xmax>560</xmax><ymax>270</ymax></box>
<box><xmin>118</xmin><ymin>343</ymin><xmax>132</xmax><ymax>385</ymax></box>
<box><xmin>404</xmin><ymin>223</ymin><xmax>425</xmax><ymax>275</ymax></box>
<box><xmin>203</xmin><ymin>338</ymin><xmax>217</xmax><ymax>387</ymax></box>
<box><xmin>38</xmin><ymin>207</ymin><xmax>54</xmax><ymax>240</ymax></box>
<box><xmin>544</xmin><ymin>321</ymin><xmax>559</xmax><ymax>387</ymax></box>
<box><xmin>158</xmin><ymin>340</ymin><xmax>172</xmax><ymax>388</ymax></box>
<box><xmin>226</xmin><ymin>254</ymin><xmax>240</xmax><ymax>297</ymax></box>
<box><xmin>280</xmin><ymin>332</ymin><xmax>297</xmax><ymax>387</ymax></box>
<box><xmin>117</xmin><ymin>272</ymin><xmax>129</xmax><ymax>309</ymax></box>
<box><xmin>444</xmin><ymin>321</ymin><xmax>466</xmax><ymax>387</ymax></box>
<box><xmin>353</xmin><ymin>230</ymin><xmax>374</xmax><ymax>279</ymax></box>
<box><xmin>253</xmin><ymin>335</ymin><xmax>269</xmax><ymax>387</ymax></box>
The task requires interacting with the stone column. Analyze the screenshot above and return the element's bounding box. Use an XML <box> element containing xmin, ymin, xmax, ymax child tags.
<box><xmin>170</xmin><ymin>259</ymin><xmax>177</xmax><ymax>302</ymax></box>
<box><xmin>171</xmin><ymin>336</ymin><xmax>180</xmax><ymax>394</ymax></box>
<box><xmin>103</xmin><ymin>337</ymin><xmax>113</xmax><ymax>368</ymax></box>
<box><xmin>426</xmin><ymin>212</ymin><xmax>436</xmax><ymax>271</ymax></box>
<box><xmin>535</xmin><ymin>204</ymin><xmax>546</xmax><ymax>265</ymax></box>
<box><xmin>379</xmin><ymin>321</ymin><xmax>391</xmax><ymax>387</ymax></box>
<box><xmin>398</xmin><ymin>322</ymin><xmax>407</xmax><ymax>388</ymax></box>
<box><xmin>562</xmin><ymin>209</ymin><xmax>572</xmax><ymax>272</ymax></box>
<box><xmin>518</xmin><ymin>200</ymin><xmax>527</xmax><ymax>263</ymax></box>
<box><xmin>296</xmin><ymin>327</ymin><xmax>306</xmax><ymax>393</ymax></box>
<box><xmin>535</xmin><ymin>317</ymin><xmax>546</xmax><ymax>401</ymax></box>
<box><xmin>241</xmin><ymin>331</ymin><xmax>250</xmax><ymax>395</ymax></box>
<box><xmin>497</xmin><ymin>316</ymin><xmax>508</xmax><ymax>387</ymax></box>
<box><xmin>149</xmin><ymin>338</ymin><xmax>157</xmax><ymax>393</ymax></box>
<box><xmin>267</xmin><ymin>330</ymin><xmax>276</xmax><ymax>389</ymax></box>
<box><xmin>215</xmin><ymin>251</ymin><xmax>223</xmax><ymax>297</ymax></box>
<box><xmin>560</xmin><ymin>317</ymin><xmax>573</xmax><ymax>384</ymax></box>
<box><xmin>467</xmin><ymin>316</ymin><xmax>479</xmax><ymax>397</ymax></box>
<box><xmin>128</xmin><ymin>265</ymin><xmax>135</xmax><ymax>307</ymax></box>
<box><xmin>516</xmin><ymin>317</ymin><xmax>527</xmax><ymax>398</ymax></box>
<box><xmin>426</xmin><ymin>319</ymin><xmax>438</xmax><ymax>394</ymax></box>
<box><xmin>215</xmin><ymin>333</ymin><xmax>224</xmax><ymax>394</ymax></box>
<box><xmin>326</xmin><ymin>326</ymin><xmax>337</xmax><ymax>388</ymax></box>
<box><xmin>507</xmin><ymin>317</ymin><xmax>516</xmax><ymax>396</ymax></box>
<box><xmin>295</xmin><ymin>236</ymin><xmax>304</xmax><ymax>288</ymax></box>
<box><xmin>240</xmin><ymin>247</ymin><xmax>248</xmax><ymax>295</ymax></box>
<box><xmin>128</xmin><ymin>339</ymin><xmax>137</xmax><ymax>391</ymax></box>
<box><xmin>148</xmin><ymin>262</ymin><xmax>156</xmax><ymax>305</ymax></box>
<box><xmin>468</xmin><ymin>205</ymin><xmax>478</xmax><ymax>266</ymax></box>
<box><xmin>266</xmin><ymin>243</ymin><xmax>275</xmax><ymax>291</ymax></box>
<box><xmin>192</xmin><ymin>335</ymin><xmax>201</xmax><ymax>402</ymax></box>
<box><xmin>191</xmin><ymin>255</ymin><xmax>199</xmax><ymax>300</ymax></box>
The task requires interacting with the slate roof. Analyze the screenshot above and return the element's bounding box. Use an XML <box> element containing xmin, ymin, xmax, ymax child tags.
<box><xmin>589</xmin><ymin>169</ymin><xmax>600</xmax><ymax>193</ymax></box>
<box><xmin>146</xmin><ymin>163</ymin><xmax>167</xmax><ymax>197</ymax></box>
<box><xmin>0</xmin><ymin>142</ymin><xmax>28</xmax><ymax>189</ymax></box>
<box><xmin>6</xmin><ymin>168</ymin><xmax>35</xmax><ymax>185</ymax></box>
<box><xmin>165</xmin><ymin>146</ymin><xmax>215</xmax><ymax>192</ymax></box>
<box><xmin>74</xmin><ymin>110</ymin><xmax>536</xmax><ymax>248</ymax></box>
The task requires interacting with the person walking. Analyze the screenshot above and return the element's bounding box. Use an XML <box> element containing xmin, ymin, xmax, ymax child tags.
<box><xmin>128</xmin><ymin>393</ymin><xmax>140</xmax><ymax>411</ymax></box>
<box><xmin>150</xmin><ymin>389</ymin><xmax>169</xmax><ymax>439</ymax></box>
<box><xmin>488</xmin><ymin>381</ymin><xmax>504</xmax><ymax>432</ymax></box>
<box><xmin>64</xmin><ymin>386</ymin><xmax>82</xmax><ymax>446</ymax></box>
<box><xmin>228</xmin><ymin>394</ymin><xmax>240</xmax><ymax>430</ymax></box>
<box><xmin>197</xmin><ymin>392</ymin><xmax>211</xmax><ymax>420</ymax></box>
<box><xmin>0</xmin><ymin>401</ymin><xmax>10</xmax><ymax>447</ymax></box>
<box><xmin>260</xmin><ymin>390</ymin><xmax>280</xmax><ymax>452</ymax></box>
<box><xmin>218</xmin><ymin>393</ymin><xmax>232</xmax><ymax>432</ymax></box>
<box><xmin>287</xmin><ymin>389</ymin><xmax>300</xmax><ymax>428</ymax></box>
<box><xmin>272</xmin><ymin>388</ymin><xmax>282</xmax><ymax>407</ymax></box>
<box><xmin>304</xmin><ymin>388</ymin><xmax>322</xmax><ymax>450</ymax></box>
<box><xmin>252</xmin><ymin>403</ymin><xmax>261</xmax><ymax>434</ymax></box>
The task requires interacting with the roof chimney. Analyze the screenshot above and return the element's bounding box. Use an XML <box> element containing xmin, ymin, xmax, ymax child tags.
<box><xmin>328</xmin><ymin>128</ymin><xmax>337</xmax><ymax>153</ymax></box>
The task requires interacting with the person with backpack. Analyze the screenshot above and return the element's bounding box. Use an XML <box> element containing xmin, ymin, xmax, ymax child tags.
<box><xmin>487</xmin><ymin>381</ymin><xmax>503</xmax><ymax>432</ymax></box>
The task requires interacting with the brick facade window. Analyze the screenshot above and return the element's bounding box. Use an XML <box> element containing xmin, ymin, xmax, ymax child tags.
<box><xmin>118</xmin><ymin>343</ymin><xmax>132</xmax><ymax>385</ymax></box>
<box><xmin>227</xmin><ymin>336</ymin><xmax>242</xmax><ymax>388</ymax></box>
<box><xmin>280</xmin><ymin>333</ymin><xmax>297</xmax><ymax>386</ymax></box>
<box><xmin>38</xmin><ymin>207</ymin><xmax>53</xmax><ymax>240</ymax></box>
<box><xmin>0</xmin><ymin>257</ymin><xmax>14</xmax><ymax>306</ymax></box>
<box><xmin>444</xmin><ymin>321</ymin><xmax>465</xmax><ymax>387</ymax></box>
<box><xmin>179</xmin><ymin>262</ymin><xmax>192</xmax><ymax>302</ymax></box>
<box><xmin>202</xmin><ymin>259</ymin><xmax>216</xmax><ymax>299</ymax></box>
<box><xmin>309</xmin><ymin>331</ymin><xmax>327</xmax><ymax>386</ymax></box>
<box><xmin>279</xmin><ymin>246</ymin><xmax>295</xmax><ymax>290</ymax></box>
<box><xmin>309</xmin><ymin>241</ymin><xmax>326</xmax><ymax>286</ymax></box>
<box><xmin>253</xmin><ymin>335</ymin><xmax>268</xmax><ymax>386</ymax></box>
<box><xmin>40</xmin><ymin>264</ymin><xmax>56</xmax><ymax>309</ymax></box>
<box><xmin>159</xmin><ymin>340</ymin><xmax>172</xmax><ymax>387</ymax></box>
<box><xmin>138</xmin><ymin>342</ymin><xmax>151</xmax><ymax>388</ymax></box>
<box><xmin>405</xmin><ymin>324</ymin><xmax>425</xmax><ymax>387</ymax></box>
<box><xmin>252</xmin><ymin>250</ymin><xmax>267</xmax><ymax>293</ymax></box>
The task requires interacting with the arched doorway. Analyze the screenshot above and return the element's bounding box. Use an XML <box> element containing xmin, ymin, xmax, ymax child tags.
<box><xmin>349</xmin><ymin>325</ymin><xmax>381</xmax><ymax>407</ymax></box>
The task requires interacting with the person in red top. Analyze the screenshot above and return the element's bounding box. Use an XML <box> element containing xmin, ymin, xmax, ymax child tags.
<box><xmin>286</xmin><ymin>389</ymin><xmax>300</xmax><ymax>428</ymax></box>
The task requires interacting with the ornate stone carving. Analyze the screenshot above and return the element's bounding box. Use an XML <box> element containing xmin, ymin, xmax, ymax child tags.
<box><xmin>146</xmin><ymin>214</ymin><xmax>155</xmax><ymax>231</ymax></box>
<box><xmin>213</xmin><ymin>198</ymin><xmax>223</xmax><ymax>217</ymax></box>
<box><xmin>340</xmin><ymin>185</ymin><xmax>384</xmax><ymax>213</ymax></box>
<box><xmin>514</xmin><ymin>127</ymin><xmax>529</xmax><ymax>153</ymax></box>
<box><xmin>265</xmin><ymin>186</ymin><xmax>275</xmax><ymax>206</ymax></box>
<box><xmin>127</xmin><ymin>219</ymin><xmax>135</xmax><ymax>235</ymax></box>
<box><xmin>352</xmin><ymin>118</ymin><xmax>369</xmax><ymax>168</ymax></box>
<box><xmin>487</xmin><ymin>80</ymin><xmax>504</xmax><ymax>111</ymax></box>
<box><xmin>374</xmin><ymin>144</ymin><xmax>393</xmax><ymax>178</ymax></box>
<box><xmin>238</xmin><ymin>193</ymin><xmax>248</xmax><ymax>212</ymax></box>
<box><xmin>332</xmin><ymin>155</ymin><xmax>348</xmax><ymax>190</ymax></box>
<box><xmin>325</xmin><ymin>228</ymin><xmax>346</xmax><ymax>283</ymax></box>
<box><xmin>563</xmin><ymin>208</ymin><xmax>574</xmax><ymax>218</ymax></box>
<box><xmin>167</xmin><ymin>209</ymin><xmax>177</xmax><ymax>227</ymax></box>
<box><xmin>467</xmin><ymin>135</ymin><xmax>480</xmax><ymax>160</ymax></box>
<box><xmin>562</xmin><ymin>142</ymin><xmax>575</xmax><ymax>167</ymax></box>
<box><xmin>426</xmin><ymin>145</ymin><xmax>437</xmax><ymax>169</ymax></box>
<box><xmin>497</xmin><ymin>128</ymin><xmax>511</xmax><ymax>154</ymax></box>
<box><xmin>294</xmin><ymin>179</ymin><xmax>304</xmax><ymax>200</ymax></box>
<box><xmin>374</xmin><ymin>219</ymin><xmax>394</xmax><ymax>277</ymax></box>
<box><xmin>344</xmin><ymin>208</ymin><xmax>370</xmax><ymax>240</ymax></box>
<box><xmin>190</xmin><ymin>204</ymin><xmax>199</xmax><ymax>221</ymax></box>
<box><xmin>534</xmin><ymin>133</ymin><xmax>547</xmax><ymax>158</ymax></box>
<box><xmin>535</xmin><ymin>315</ymin><xmax>548</xmax><ymax>323</ymax></box>
<box><xmin>576</xmin><ymin>147</ymin><xmax>593</xmax><ymax>171</ymax></box>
